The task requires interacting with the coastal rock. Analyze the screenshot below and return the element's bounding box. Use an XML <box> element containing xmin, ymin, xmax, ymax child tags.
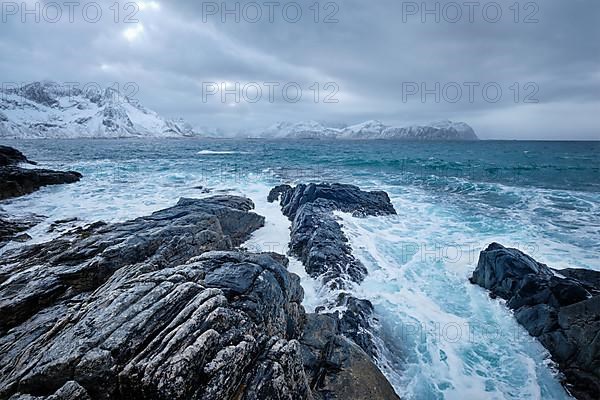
<box><xmin>268</xmin><ymin>183</ymin><xmax>396</xmax><ymax>292</ymax></box>
<box><xmin>269</xmin><ymin>183</ymin><xmax>400</xmax><ymax>399</ymax></box>
<box><xmin>0</xmin><ymin>211</ymin><xmax>41</xmax><ymax>248</ymax></box>
<box><xmin>300</xmin><ymin>313</ymin><xmax>399</xmax><ymax>400</ymax></box>
<box><xmin>0</xmin><ymin>196</ymin><xmax>265</xmax><ymax>333</ymax></box>
<box><xmin>0</xmin><ymin>146</ymin><xmax>34</xmax><ymax>167</ymax></box>
<box><xmin>0</xmin><ymin>196</ymin><xmax>315</xmax><ymax>399</ymax></box>
<box><xmin>0</xmin><ymin>146</ymin><xmax>82</xmax><ymax>200</ymax></box>
<box><xmin>0</xmin><ymin>194</ymin><xmax>398</xmax><ymax>399</ymax></box>
<box><xmin>470</xmin><ymin>243</ymin><xmax>600</xmax><ymax>400</ymax></box>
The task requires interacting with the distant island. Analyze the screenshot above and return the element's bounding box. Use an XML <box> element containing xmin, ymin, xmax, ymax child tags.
<box><xmin>0</xmin><ymin>81</ymin><xmax>478</xmax><ymax>140</ymax></box>
<box><xmin>249</xmin><ymin>120</ymin><xmax>478</xmax><ymax>140</ymax></box>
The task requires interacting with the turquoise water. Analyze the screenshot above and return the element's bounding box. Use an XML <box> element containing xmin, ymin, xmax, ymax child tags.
<box><xmin>2</xmin><ymin>139</ymin><xmax>599</xmax><ymax>399</ymax></box>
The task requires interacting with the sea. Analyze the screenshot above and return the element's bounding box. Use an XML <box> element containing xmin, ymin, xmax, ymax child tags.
<box><xmin>2</xmin><ymin>138</ymin><xmax>599</xmax><ymax>400</ymax></box>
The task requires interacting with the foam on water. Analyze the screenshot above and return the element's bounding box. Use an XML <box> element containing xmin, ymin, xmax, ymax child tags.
<box><xmin>197</xmin><ymin>150</ymin><xmax>251</xmax><ymax>155</ymax></box>
<box><xmin>2</xmin><ymin>139</ymin><xmax>598</xmax><ymax>399</ymax></box>
<box><xmin>336</xmin><ymin>186</ymin><xmax>574</xmax><ymax>399</ymax></box>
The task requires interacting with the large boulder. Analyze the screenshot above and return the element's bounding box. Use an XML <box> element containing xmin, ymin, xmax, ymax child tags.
<box><xmin>470</xmin><ymin>243</ymin><xmax>600</xmax><ymax>400</ymax></box>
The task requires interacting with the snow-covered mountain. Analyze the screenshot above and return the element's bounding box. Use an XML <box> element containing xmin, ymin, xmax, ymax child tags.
<box><xmin>249</xmin><ymin>120</ymin><xmax>478</xmax><ymax>140</ymax></box>
<box><xmin>251</xmin><ymin>120</ymin><xmax>340</xmax><ymax>139</ymax></box>
<box><xmin>338</xmin><ymin>120</ymin><xmax>388</xmax><ymax>139</ymax></box>
<box><xmin>0</xmin><ymin>81</ymin><xmax>199</xmax><ymax>138</ymax></box>
<box><xmin>380</xmin><ymin>121</ymin><xmax>478</xmax><ymax>140</ymax></box>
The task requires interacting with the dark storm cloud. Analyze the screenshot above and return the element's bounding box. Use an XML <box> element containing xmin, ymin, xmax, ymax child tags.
<box><xmin>0</xmin><ymin>0</ymin><xmax>598</xmax><ymax>139</ymax></box>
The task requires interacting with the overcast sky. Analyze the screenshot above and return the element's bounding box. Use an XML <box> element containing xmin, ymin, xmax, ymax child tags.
<box><xmin>1</xmin><ymin>0</ymin><xmax>598</xmax><ymax>139</ymax></box>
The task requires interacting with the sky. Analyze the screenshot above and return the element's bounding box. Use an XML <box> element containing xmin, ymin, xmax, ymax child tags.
<box><xmin>0</xmin><ymin>0</ymin><xmax>599</xmax><ymax>139</ymax></box>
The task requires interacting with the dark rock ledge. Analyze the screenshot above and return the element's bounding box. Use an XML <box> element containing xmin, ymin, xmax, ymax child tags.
<box><xmin>268</xmin><ymin>183</ymin><xmax>399</xmax><ymax>399</ymax></box>
<box><xmin>0</xmin><ymin>194</ymin><xmax>399</xmax><ymax>399</ymax></box>
<box><xmin>470</xmin><ymin>243</ymin><xmax>600</xmax><ymax>400</ymax></box>
<box><xmin>0</xmin><ymin>145</ymin><xmax>81</xmax><ymax>201</ymax></box>
<box><xmin>0</xmin><ymin>145</ymin><xmax>82</xmax><ymax>247</ymax></box>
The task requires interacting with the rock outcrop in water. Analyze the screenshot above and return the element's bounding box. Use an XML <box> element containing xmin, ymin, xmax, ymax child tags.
<box><xmin>0</xmin><ymin>211</ymin><xmax>41</xmax><ymax>247</ymax></box>
<box><xmin>268</xmin><ymin>183</ymin><xmax>400</xmax><ymax>398</ymax></box>
<box><xmin>0</xmin><ymin>145</ymin><xmax>82</xmax><ymax>200</ymax></box>
<box><xmin>470</xmin><ymin>243</ymin><xmax>600</xmax><ymax>400</ymax></box>
<box><xmin>0</xmin><ymin>194</ymin><xmax>399</xmax><ymax>399</ymax></box>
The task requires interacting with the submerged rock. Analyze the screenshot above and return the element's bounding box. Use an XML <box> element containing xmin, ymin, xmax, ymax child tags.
<box><xmin>0</xmin><ymin>145</ymin><xmax>81</xmax><ymax>200</ymax></box>
<box><xmin>470</xmin><ymin>243</ymin><xmax>600</xmax><ymax>400</ymax></box>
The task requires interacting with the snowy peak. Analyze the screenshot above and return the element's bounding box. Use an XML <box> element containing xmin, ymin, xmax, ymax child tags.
<box><xmin>255</xmin><ymin>120</ymin><xmax>340</xmax><ymax>139</ymax></box>
<box><xmin>340</xmin><ymin>120</ymin><xmax>389</xmax><ymax>139</ymax></box>
<box><xmin>381</xmin><ymin>120</ymin><xmax>478</xmax><ymax>140</ymax></box>
<box><xmin>0</xmin><ymin>81</ymin><xmax>200</xmax><ymax>138</ymax></box>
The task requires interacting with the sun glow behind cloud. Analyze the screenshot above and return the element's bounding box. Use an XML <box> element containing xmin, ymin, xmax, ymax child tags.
<box><xmin>123</xmin><ymin>24</ymin><xmax>145</xmax><ymax>42</ymax></box>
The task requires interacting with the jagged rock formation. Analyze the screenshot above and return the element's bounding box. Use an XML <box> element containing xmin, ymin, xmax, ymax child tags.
<box><xmin>268</xmin><ymin>183</ymin><xmax>400</xmax><ymax>398</ymax></box>
<box><xmin>0</xmin><ymin>146</ymin><xmax>81</xmax><ymax>201</ymax></box>
<box><xmin>0</xmin><ymin>194</ymin><xmax>400</xmax><ymax>399</ymax></box>
<box><xmin>470</xmin><ymin>243</ymin><xmax>600</xmax><ymax>400</ymax></box>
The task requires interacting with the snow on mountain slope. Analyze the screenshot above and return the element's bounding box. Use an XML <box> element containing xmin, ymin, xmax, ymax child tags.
<box><xmin>338</xmin><ymin>120</ymin><xmax>389</xmax><ymax>139</ymax></box>
<box><xmin>251</xmin><ymin>119</ymin><xmax>479</xmax><ymax>140</ymax></box>
<box><xmin>0</xmin><ymin>81</ymin><xmax>199</xmax><ymax>138</ymax></box>
<box><xmin>380</xmin><ymin>120</ymin><xmax>478</xmax><ymax>140</ymax></box>
<box><xmin>253</xmin><ymin>120</ymin><xmax>340</xmax><ymax>139</ymax></box>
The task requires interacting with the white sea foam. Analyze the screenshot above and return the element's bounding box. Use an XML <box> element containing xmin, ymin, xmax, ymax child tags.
<box><xmin>335</xmin><ymin>187</ymin><xmax>573</xmax><ymax>399</ymax></box>
<box><xmin>0</xmin><ymin>157</ymin><xmax>591</xmax><ymax>399</ymax></box>
<box><xmin>197</xmin><ymin>150</ymin><xmax>250</xmax><ymax>155</ymax></box>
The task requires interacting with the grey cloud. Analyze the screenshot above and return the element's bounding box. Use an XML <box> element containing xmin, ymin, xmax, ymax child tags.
<box><xmin>0</xmin><ymin>0</ymin><xmax>598</xmax><ymax>139</ymax></box>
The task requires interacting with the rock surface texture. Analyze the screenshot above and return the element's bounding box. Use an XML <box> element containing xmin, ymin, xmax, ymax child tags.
<box><xmin>0</xmin><ymin>145</ymin><xmax>81</xmax><ymax>200</ymax></box>
<box><xmin>0</xmin><ymin>194</ymin><xmax>399</xmax><ymax>399</ymax></box>
<box><xmin>269</xmin><ymin>183</ymin><xmax>400</xmax><ymax>399</ymax></box>
<box><xmin>470</xmin><ymin>242</ymin><xmax>600</xmax><ymax>400</ymax></box>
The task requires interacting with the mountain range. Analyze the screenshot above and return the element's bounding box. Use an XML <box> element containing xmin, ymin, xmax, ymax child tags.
<box><xmin>248</xmin><ymin>119</ymin><xmax>478</xmax><ymax>140</ymax></box>
<box><xmin>0</xmin><ymin>81</ymin><xmax>478</xmax><ymax>140</ymax></box>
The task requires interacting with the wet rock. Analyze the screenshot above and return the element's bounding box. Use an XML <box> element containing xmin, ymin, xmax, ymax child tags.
<box><xmin>0</xmin><ymin>211</ymin><xmax>42</xmax><ymax>248</ymax></box>
<box><xmin>0</xmin><ymin>145</ymin><xmax>35</xmax><ymax>167</ymax></box>
<box><xmin>470</xmin><ymin>243</ymin><xmax>600</xmax><ymax>400</ymax></box>
<box><xmin>268</xmin><ymin>183</ymin><xmax>396</xmax><ymax>218</ymax></box>
<box><xmin>0</xmin><ymin>146</ymin><xmax>81</xmax><ymax>200</ymax></box>
<box><xmin>1</xmin><ymin>192</ymin><xmax>399</xmax><ymax>400</ymax></box>
<box><xmin>269</xmin><ymin>183</ymin><xmax>400</xmax><ymax>399</ymax></box>
<box><xmin>268</xmin><ymin>183</ymin><xmax>396</xmax><ymax>290</ymax></box>
<box><xmin>0</xmin><ymin>196</ymin><xmax>265</xmax><ymax>333</ymax></box>
<box><xmin>300</xmin><ymin>313</ymin><xmax>400</xmax><ymax>400</ymax></box>
<box><xmin>0</xmin><ymin>196</ymin><xmax>319</xmax><ymax>400</ymax></box>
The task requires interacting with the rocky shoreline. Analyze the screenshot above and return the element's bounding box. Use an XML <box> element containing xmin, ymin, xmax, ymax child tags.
<box><xmin>0</xmin><ymin>194</ymin><xmax>398</xmax><ymax>399</ymax></box>
<box><xmin>470</xmin><ymin>243</ymin><xmax>600</xmax><ymax>400</ymax></box>
<box><xmin>0</xmin><ymin>145</ymin><xmax>598</xmax><ymax>399</ymax></box>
